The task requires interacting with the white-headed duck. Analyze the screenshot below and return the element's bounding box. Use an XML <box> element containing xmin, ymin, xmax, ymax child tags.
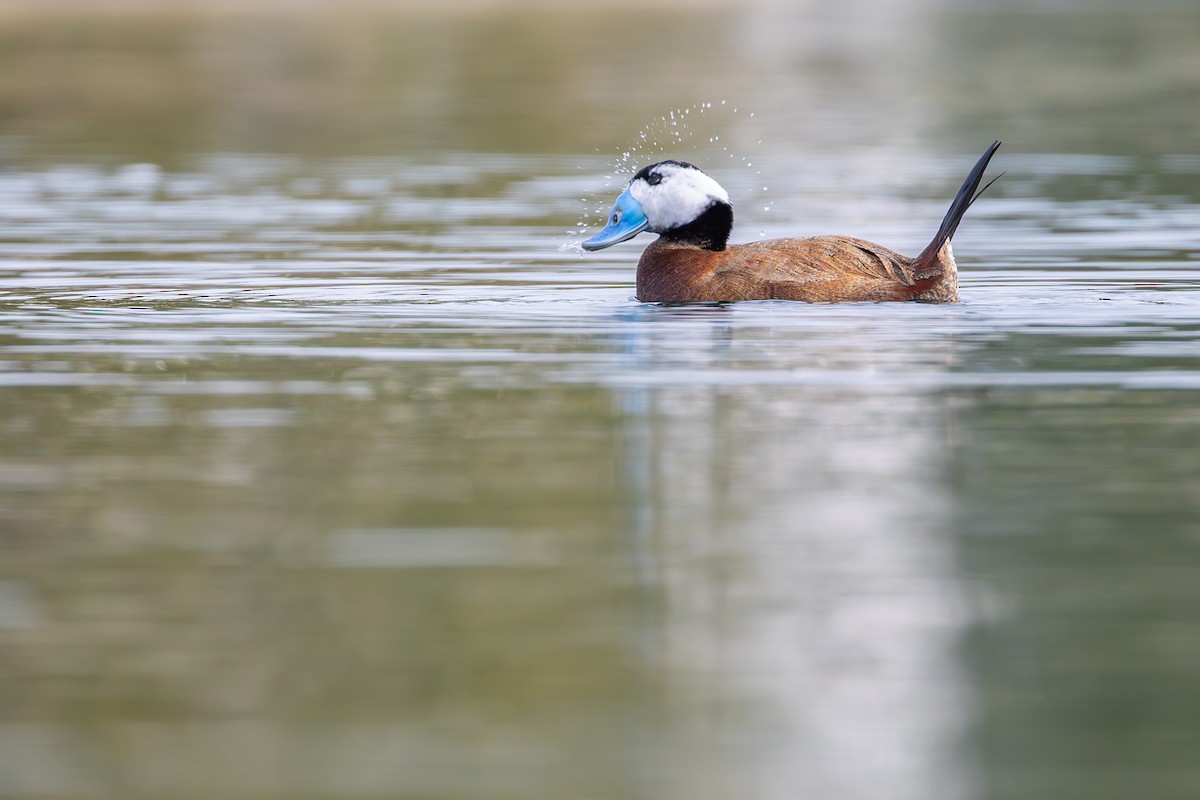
<box><xmin>583</xmin><ymin>140</ymin><xmax>1002</xmax><ymax>303</ymax></box>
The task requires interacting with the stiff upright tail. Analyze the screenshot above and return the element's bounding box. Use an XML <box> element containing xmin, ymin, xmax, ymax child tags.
<box><xmin>917</xmin><ymin>140</ymin><xmax>1002</xmax><ymax>264</ymax></box>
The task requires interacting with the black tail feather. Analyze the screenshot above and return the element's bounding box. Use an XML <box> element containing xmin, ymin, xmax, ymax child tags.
<box><xmin>920</xmin><ymin>140</ymin><xmax>1002</xmax><ymax>261</ymax></box>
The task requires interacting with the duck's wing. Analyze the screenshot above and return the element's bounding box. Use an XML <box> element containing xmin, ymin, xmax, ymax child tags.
<box><xmin>717</xmin><ymin>236</ymin><xmax>918</xmax><ymax>302</ymax></box>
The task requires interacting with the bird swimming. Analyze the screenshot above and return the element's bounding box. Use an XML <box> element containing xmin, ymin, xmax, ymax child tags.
<box><xmin>582</xmin><ymin>140</ymin><xmax>1002</xmax><ymax>303</ymax></box>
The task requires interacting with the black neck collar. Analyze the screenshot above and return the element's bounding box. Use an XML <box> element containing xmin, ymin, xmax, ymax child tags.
<box><xmin>660</xmin><ymin>201</ymin><xmax>733</xmax><ymax>251</ymax></box>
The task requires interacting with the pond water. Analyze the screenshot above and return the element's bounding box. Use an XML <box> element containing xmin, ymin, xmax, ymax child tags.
<box><xmin>1</xmin><ymin>3</ymin><xmax>1200</xmax><ymax>799</ymax></box>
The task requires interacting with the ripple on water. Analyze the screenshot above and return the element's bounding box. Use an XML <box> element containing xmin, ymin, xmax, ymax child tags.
<box><xmin>1</xmin><ymin>149</ymin><xmax>1199</xmax><ymax>432</ymax></box>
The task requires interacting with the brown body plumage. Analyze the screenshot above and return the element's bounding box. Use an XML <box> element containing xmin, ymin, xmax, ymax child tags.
<box><xmin>583</xmin><ymin>141</ymin><xmax>1002</xmax><ymax>305</ymax></box>
<box><xmin>636</xmin><ymin>235</ymin><xmax>959</xmax><ymax>303</ymax></box>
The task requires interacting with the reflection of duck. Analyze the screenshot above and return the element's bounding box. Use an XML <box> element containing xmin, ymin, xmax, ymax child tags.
<box><xmin>584</xmin><ymin>141</ymin><xmax>1001</xmax><ymax>304</ymax></box>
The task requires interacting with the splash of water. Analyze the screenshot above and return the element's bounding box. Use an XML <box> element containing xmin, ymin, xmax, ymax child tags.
<box><xmin>567</xmin><ymin>101</ymin><xmax>773</xmax><ymax>252</ymax></box>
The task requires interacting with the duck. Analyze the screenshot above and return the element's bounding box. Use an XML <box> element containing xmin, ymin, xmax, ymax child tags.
<box><xmin>582</xmin><ymin>140</ymin><xmax>1002</xmax><ymax>303</ymax></box>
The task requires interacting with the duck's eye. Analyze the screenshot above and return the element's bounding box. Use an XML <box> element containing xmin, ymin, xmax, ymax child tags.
<box><xmin>611</xmin><ymin>211</ymin><xmax>621</xmax><ymax>225</ymax></box>
<box><xmin>646</xmin><ymin>172</ymin><xmax>662</xmax><ymax>186</ymax></box>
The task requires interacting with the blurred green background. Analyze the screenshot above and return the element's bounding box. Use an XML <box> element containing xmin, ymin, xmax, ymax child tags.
<box><xmin>1</xmin><ymin>0</ymin><xmax>1198</xmax><ymax>163</ymax></box>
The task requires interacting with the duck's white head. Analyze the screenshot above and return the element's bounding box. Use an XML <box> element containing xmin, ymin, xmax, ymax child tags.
<box><xmin>582</xmin><ymin>160</ymin><xmax>733</xmax><ymax>252</ymax></box>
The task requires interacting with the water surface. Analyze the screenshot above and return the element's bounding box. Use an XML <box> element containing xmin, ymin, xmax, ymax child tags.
<box><xmin>2</xmin><ymin>3</ymin><xmax>1200</xmax><ymax>799</ymax></box>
